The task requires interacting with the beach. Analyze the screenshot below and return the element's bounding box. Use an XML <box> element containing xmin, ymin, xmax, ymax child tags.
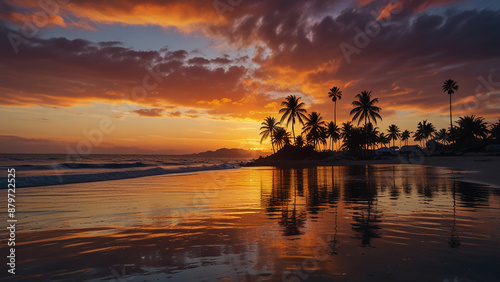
<box><xmin>2</xmin><ymin>163</ymin><xmax>500</xmax><ymax>281</ymax></box>
<box><xmin>3</xmin><ymin>0</ymin><xmax>500</xmax><ymax>281</ymax></box>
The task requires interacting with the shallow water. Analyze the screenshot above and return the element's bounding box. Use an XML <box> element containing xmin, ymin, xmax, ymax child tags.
<box><xmin>2</xmin><ymin>165</ymin><xmax>500</xmax><ymax>281</ymax></box>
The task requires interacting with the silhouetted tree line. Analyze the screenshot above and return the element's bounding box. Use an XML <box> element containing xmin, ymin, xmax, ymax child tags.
<box><xmin>259</xmin><ymin>80</ymin><xmax>500</xmax><ymax>155</ymax></box>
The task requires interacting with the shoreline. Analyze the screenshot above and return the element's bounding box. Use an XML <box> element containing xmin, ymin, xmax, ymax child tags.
<box><xmin>10</xmin><ymin>156</ymin><xmax>500</xmax><ymax>188</ymax></box>
<box><xmin>245</xmin><ymin>155</ymin><xmax>500</xmax><ymax>188</ymax></box>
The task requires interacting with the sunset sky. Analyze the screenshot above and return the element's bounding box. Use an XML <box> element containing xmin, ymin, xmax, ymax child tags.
<box><xmin>1</xmin><ymin>0</ymin><xmax>499</xmax><ymax>154</ymax></box>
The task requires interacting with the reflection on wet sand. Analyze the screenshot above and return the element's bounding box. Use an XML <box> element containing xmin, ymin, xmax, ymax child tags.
<box><xmin>2</xmin><ymin>165</ymin><xmax>500</xmax><ymax>281</ymax></box>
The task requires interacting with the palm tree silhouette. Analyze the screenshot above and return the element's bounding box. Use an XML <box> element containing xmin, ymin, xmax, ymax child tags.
<box><xmin>260</xmin><ymin>116</ymin><xmax>279</xmax><ymax>153</ymax></box>
<box><xmin>340</xmin><ymin>121</ymin><xmax>354</xmax><ymax>140</ymax></box>
<box><xmin>401</xmin><ymin>130</ymin><xmax>411</xmax><ymax>146</ymax></box>
<box><xmin>340</xmin><ymin>121</ymin><xmax>354</xmax><ymax>150</ymax></box>
<box><xmin>423</xmin><ymin>120</ymin><xmax>436</xmax><ymax>143</ymax></box>
<box><xmin>273</xmin><ymin>127</ymin><xmax>291</xmax><ymax>150</ymax></box>
<box><xmin>442</xmin><ymin>79</ymin><xmax>459</xmax><ymax>144</ymax></box>
<box><xmin>279</xmin><ymin>95</ymin><xmax>308</xmax><ymax>142</ymax></box>
<box><xmin>328</xmin><ymin>86</ymin><xmax>343</xmax><ymax>152</ymax></box>
<box><xmin>378</xmin><ymin>132</ymin><xmax>387</xmax><ymax>148</ymax></box>
<box><xmin>350</xmin><ymin>90</ymin><xmax>382</xmax><ymax>126</ymax></box>
<box><xmin>364</xmin><ymin>122</ymin><xmax>379</xmax><ymax>150</ymax></box>
<box><xmin>302</xmin><ymin>112</ymin><xmax>327</xmax><ymax>150</ymax></box>
<box><xmin>327</xmin><ymin>121</ymin><xmax>340</xmax><ymax>151</ymax></box>
<box><xmin>456</xmin><ymin>115</ymin><xmax>489</xmax><ymax>144</ymax></box>
<box><xmin>387</xmin><ymin>124</ymin><xmax>401</xmax><ymax>148</ymax></box>
<box><xmin>414</xmin><ymin>120</ymin><xmax>436</xmax><ymax>146</ymax></box>
<box><xmin>434</xmin><ymin>128</ymin><xmax>448</xmax><ymax>145</ymax></box>
<box><xmin>328</xmin><ymin>86</ymin><xmax>343</xmax><ymax>125</ymax></box>
<box><xmin>295</xmin><ymin>135</ymin><xmax>305</xmax><ymax>147</ymax></box>
<box><xmin>448</xmin><ymin>181</ymin><xmax>461</xmax><ymax>248</ymax></box>
<box><xmin>490</xmin><ymin>119</ymin><xmax>500</xmax><ymax>141</ymax></box>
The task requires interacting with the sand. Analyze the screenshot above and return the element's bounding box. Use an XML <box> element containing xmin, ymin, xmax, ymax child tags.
<box><xmin>11</xmin><ymin>163</ymin><xmax>500</xmax><ymax>281</ymax></box>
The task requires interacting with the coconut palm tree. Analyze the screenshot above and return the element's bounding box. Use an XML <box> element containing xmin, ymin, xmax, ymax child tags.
<box><xmin>442</xmin><ymin>79</ymin><xmax>459</xmax><ymax>143</ymax></box>
<box><xmin>340</xmin><ymin>121</ymin><xmax>354</xmax><ymax>150</ymax></box>
<box><xmin>328</xmin><ymin>86</ymin><xmax>343</xmax><ymax>125</ymax></box>
<box><xmin>279</xmin><ymin>95</ymin><xmax>308</xmax><ymax>142</ymax></box>
<box><xmin>387</xmin><ymin>124</ymin><xmax>401</xmax><ymax>148</ymax></box>
<box><xmin>327</xmin><ymin>121</ymin><xmax>340</xmax><ymax>151</ymax></box>
<box><xmin>260</xmin><ymin>116</ymin><xmax>279</xmax><ymax>153</ymax></box>
<box><xmin>320</xmin><ymin>127</ymin><xmax>329</xmax><ymax>151</ymax></box>
<box><xmin>363</xmin><ymin>122</ymin><xmax>379</xmax><ymax>150</ymax></box>
<box><xmin>295</xmin><ymin>135</ymin><xmax>305</xmax><ymax>147</ymax></box>
<box><xmin>378</xmin><ymin>132</ymin><xmax>391</xmax><ymax>148</ymax></box>
<box><xmin>273</xmin><ymin>127</ymin><xmax>291</xmax><ymax>151</ymax></box>
<box><xmin>302</xmin><ymin>112</ymin><xmax>327</xmax><ymax>150</ymax></box>
<box><xmin>350</xmin><ymin>90</ymin><xmax>382</xmax><ymax>126</ymax></box>
<box><xmin>414</xmin><ymin>120</ymin><xmax>435</xmax><ymax>146</ymax></box>
<box><xmin>413</xmin><ymin>123</ymin><xmax>424</xmax><ymax>146</ymax></box>
<box><xmin>329</xmin><ymin>87</ymin><xmax>343</xmax><ymax>150</ymax></box>
<box><xmin>422</xmin><ymin>120</ymin><xmax>436</xmax><ymax>143</ymax></box>
<box><xmin>456</xmin><ymin>115</ymin><xmax>489</xmax><ymax>144</ymax></box>
<box><xmin>434</xmin><ymin>128</ymin><xmax>448</xmax><ymax>144</ymax></box>
<box><xmin>490</xmin><ymin>119</ymin><xmax>500</xmax><ymax>142</ymax></box>
<box><xmin>401</xmin><ymin>130</ymin><xmax>411</xmax><ymax>146</ymax></box>
<box><xmin>342</xmin><ymin>126</ymin><xmax>365</xmax><ymax>152</ymax></box>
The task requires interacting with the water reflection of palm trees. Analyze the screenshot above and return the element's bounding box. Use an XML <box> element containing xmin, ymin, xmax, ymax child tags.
<box><xmin>448</xmin><ymin>181</ymin><xmax>461</xmax><ymax>248</ymax></box>
<box><xmin>280</xmin><ymin>180</ymin><xmax>306</xmax><ymax>236</ymax></box>
<box><xmin>262</xmin><ymin>166</ymin><xmax>383</xmax><ymax>246</ymax></box>
<box><xmin>329</xmin><ymin>166</ymin><xmax>340</xmax><ymax>254</ymax></box>
<box><xmin>262</xmin><ymin>167</ymin><xmax>338</xmax><ymax>237</ymax></box>
<box><xmin>260</xmin><ymin>165</ymin><xmax>492</xmax><ymax>252</ymax></box>
<box><xmin>348</xmin><ymin>166</ymin><xmax>382</xmax><ymax>247</ymax></box>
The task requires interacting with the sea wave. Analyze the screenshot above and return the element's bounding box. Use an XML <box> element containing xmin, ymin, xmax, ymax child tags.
<box><xmin>6</xmin><ymin>163</ymin><xmax>240</xmax><ymax>188</ymax></box>
<box><xmin>12</xmin><ymin>162</ymin><xmax>155</xmax><ymax>170</ymax></box>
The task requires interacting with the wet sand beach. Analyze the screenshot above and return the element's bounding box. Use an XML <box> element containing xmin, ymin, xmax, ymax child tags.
<box><xmin>2</xmin><ymin>165</ymin><xmax>499</xmax><ymax>281</ymax></box>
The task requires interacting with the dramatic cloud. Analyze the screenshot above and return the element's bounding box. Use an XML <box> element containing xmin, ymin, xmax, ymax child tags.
<box><xmin>1</xmin><ymin>0</ymin><xmax>499</xmax><ymax>125</ymax></box>
<box><xmin>0</xmin><ymin>22</ymin><xmax>280</xmax><ymax>120</ymax></box>
<box><xmin>1</xmin><ymin>0</ymin><xmax>224</xmax><ymax>31</ymax></box>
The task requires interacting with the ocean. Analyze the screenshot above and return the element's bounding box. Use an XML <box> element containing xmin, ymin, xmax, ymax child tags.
<box><xmin>0</xmin><ymin>154</ymin><xmax>247</xmax><ymax>188</ymax></box>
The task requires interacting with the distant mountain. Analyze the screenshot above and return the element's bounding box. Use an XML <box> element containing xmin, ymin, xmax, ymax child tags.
<box><xmin>189</xmin><ymin>148</ymin><xmax>267</xmax><ymax>158</ymax></box>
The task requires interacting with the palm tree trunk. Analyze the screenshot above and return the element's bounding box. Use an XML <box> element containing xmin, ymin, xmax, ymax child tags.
<box><xmin>449</xmin><ymin>94</ymin><xmax>453</xmax><ymax>145</ymax></box>
<box><xmin>334</xmin><ymin>101</ymin><xmax>337</xmax><ymax>126</ymax></box>
<box><xmin>292</xmin><ymin>119</ymin><xmax>296</xmax><ymax>143</ymax></box>
<box><xmin>335</xmin><ymin>102</ymin><xmax>339</xmax><ymax>152</ymax></box>
<box><xmin>271</xmin><ymin>133</ymin><xmax>275</xmax><ymax>153</ymax></box>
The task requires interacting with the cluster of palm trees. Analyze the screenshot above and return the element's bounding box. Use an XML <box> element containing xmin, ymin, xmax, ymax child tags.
<box><xmin>260</xmin><ymin>90</ymin><xmax>383</xmax><ymax>152</ymax></box>
<box><xmin>260</xmin><ymin>79</ymin><xmax>500</xmax><ymax>154</ymax></box>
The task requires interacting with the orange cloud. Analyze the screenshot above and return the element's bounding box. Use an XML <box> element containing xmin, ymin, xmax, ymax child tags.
<box><xmin>132</xmin><ymin>108</ymin><xmax>165</xmax><ymax>117</ymax></box>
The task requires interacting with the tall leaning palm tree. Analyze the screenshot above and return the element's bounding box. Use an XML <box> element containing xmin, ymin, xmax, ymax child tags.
<box><xmin>442</xmin><ymin>79</ymin><xmax>459</xmax><ymax>144</ymax></box>
<box><xmin>328</xmin><ymin>86</ymin><xmax>343</xmax><ymax>126</ymax></box>
<box><xmin>260</xmin><ymin>117</ymin><xmax>279</xmax><ymax>153</ymax></box>
<box><xmin>387</xmin><ymin>124</ymin><xmax>401</xmax><ymax>148</ymax></box>
<box><xmin>350</xmin><ymin>90</ymin><xmax>382</xmax><ymax>126</ymax></box>
<box><xmin>279</xmin><ymin>95</ymin><xmax>308</xmax><ymax>142</ymax></box>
